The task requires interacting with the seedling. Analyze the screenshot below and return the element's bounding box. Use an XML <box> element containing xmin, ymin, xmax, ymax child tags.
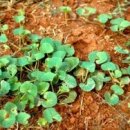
<box><xmin>110</xmin><ymin>18</ymin><xmax>130</xmax><ymax>32</ymax></box>
<box><xmin>97</xmin><ymin>14</ymin><xmax>112</xmax><ymax>24</ymax></box>
<box><xmin>115</xmin><ymin>45</ymin><xmax>130</xmax><ymax>64</ymax></box>
<box><xmin>114</xmin><ymin>45</ymin><xmax>129</xmax><ymax>54</ymax></box>
<box><xmin>76</xmin><ymin>6</ymin><xmax>96</xmax><ymax>17</ymax></box>
<box><xmin>13</xmin><ymin>9</ymin><xmax>25</xmax><ymax>24</ymax></box>
<box><xmin>59</xmin><ymin>6</ymin><xmax>72</xmax><ymax>24</ymax></box>
<box><xmin>13</xmin><ymin>9</ymin><xmax>31</xmax><ymax>46</ymax></box>
<box><xmin>79</xmin><ymin>78</ymin><xmax>95</xmax><ymax>92</ymax></box>
<box><xmin>61</xmin><ymin>91</ymin><xmax>77</xmax><ymax>104</ymax></box>
<box><xmin>112</xmin><ymin>0</ymin><xmax>129</xmax><ymax>17</ymax></box>
<box><xmin>43</xmin><ymin>108</ymin><xmax>62</xmax><ymax>123</ymax></box>
<box><xmin>104</xmin><ymin>92</ymin><xmax>119</xmax><ymax>105</ymax></box>
<box><xmin>0</xmin><ymin>102</ymin><xmax>30</xmax><ymax>128</ymax></box>
<box><xmin>104</xmin><ymin>84</ymin><xmax>124</xmax><ymax>105</ymax></box>
<box><xmin>0</xmin><ymin>24</ymin><xmax>8</xmax><ymax>43</ymax></box>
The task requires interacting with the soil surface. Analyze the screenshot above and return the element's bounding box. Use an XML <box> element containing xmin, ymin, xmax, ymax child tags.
<box><xmin>0</xmin><ymin>0</ymin><xmax>130</xmax><ymax>130</ymax></box>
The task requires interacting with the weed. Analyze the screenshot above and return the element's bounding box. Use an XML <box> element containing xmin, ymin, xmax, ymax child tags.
<box><xmin>0</xmin><ymin>24</ymin><xmax>8</xmax><ymax>43</ymax></box>
<box><xmin>59</xmin><ymin>6</ymin><xmax>72</xmax><ymax>23</ymax></box>
<box><xmin>76</xmin><ymin>6</ymin><xmax>96</xmax><ymax>17</ymax></box>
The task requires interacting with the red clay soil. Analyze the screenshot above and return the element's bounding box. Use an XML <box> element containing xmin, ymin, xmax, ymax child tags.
<box><xmin>0</xmin><ymin>0</ymin><xmax>130</xmax><ymax>130</ymax></box>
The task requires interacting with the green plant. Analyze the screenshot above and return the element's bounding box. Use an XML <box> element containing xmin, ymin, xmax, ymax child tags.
<box><xmin>59</xmin><ymin>6</ymin><xmax>72</xmax><ymax>22</ymax></box>
<box><xmin>74</xmin><ymin>50</ymin><xmax>130</xmax><ymax>105</ymax></box>
<box><xmin>76</xmin><ymin>6</ymin><xmax>96</xmax><ymax>17</ymax></box>
<box><xmin>0</xmin><ymin>24</ymin><xmax>8</xmax><ymax>43</ymax></box>
<box><xmin>13</xmin><ymin>9</ymin><xmax>31</xmax><ymax>45</ymax></box>
<box><xmin>112</xmin><ymin>0</ymin><xmax>130</xmax><ymax>17</ymax></box>
<box><xmin>0</xmin><ymin>34</ymin><xmax>80</xmax><ymax>128</ymax></box>
<box><xmin>114</xmin><ymin>45</ymin><xmax>130</xmax><ymax>64</ymax></box>
<box><xmin>110</xmin><ymin>18</ymin><xmax>130</xmax><ymax>32</ymax></box>
<box><xmin>59</xmin><ymin>6</ymin><xmax>72</xmax><ymax>14</ymax></box>
<box><xmin>13</xmin><ymin>9</ymin><xmax>25</xmax><ymax>23</ymax></box>
<box><xmin>97</xmin><ymin>14</ymin><xmax>112</xmax><ymax>24</ymax></box>
<box><xmin>96</xmin><ymin>0</ymin><xmax>130</xmax><ymax>32</ymax></box>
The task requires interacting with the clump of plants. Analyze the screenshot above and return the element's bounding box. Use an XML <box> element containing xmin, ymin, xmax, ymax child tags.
<box><xmin>75</xmin><ymin>50</ymin><xmax>130</xmax><ymax>105</ymax></box>
<box><xmin>75</xmin><ymin>1</ymin><xmax>130</xmax><ymax>32</ymax></box>
<box><xmin>0</xmin><ymin>7</ymin><xmax>130</xmax><ymax>129</ymax></box>
<box><xmin>97</xmin><ymin>14</ymin><xmax>130</xmax><ymax>32</ymax></box>
<box><xmin>96</xmin><ymin>0</ymin><xmax>130</xmax><ymax>32</ymax></box>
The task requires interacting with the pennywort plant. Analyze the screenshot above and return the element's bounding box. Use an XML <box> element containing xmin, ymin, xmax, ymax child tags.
<box><xmin>0</xmin><ymin>35</ymin><xmax>80</xmax><ymax>128</ymax></box>
<box><xmin>13</xmin><ymin>9</ymin><xmax>31</xmax><ymax>45</ymax></box>
<box><xmin>59</xmin><ymin>6</ymin><xmax>72</xmax><ymax>22</ymax></box>
<box><xmin>0</xmin><ymin>24</ymin><xmax>8</xmax><ymax>43</ymax></box>
<box><xmin>97</xmin><ymin>12</ymin><xmax>130</xmax><ymax>31</ymax></box>
<box><xmin>76</xmin><ymin>6</ymin><xmax>96</xmax><ymax>17</ymax></box>
<box><xmin>74</xmin><ymin>50</ymin><xmax>130</xmax><ymax>106</ymax></box>
<box><xmin>114</xmin><ymin>45</ymin><xmax>130</xmax><ymax>64</ymax></box>
<box><xmin>0</xmin><ymin>35</ymin><xmax>130</xmax><ymax>128</ymax></box>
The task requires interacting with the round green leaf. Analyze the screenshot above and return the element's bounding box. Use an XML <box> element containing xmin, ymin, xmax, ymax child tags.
<box><xmin>52</xmin><ymin>51</ymin><xmax>66</xmax><ymax>59</ymax></box>
<box><xmin>88</xmin><ymin>51</ymin><xmax>98</xmax><ymax>62</ymax></box>
<box><xmin>0</xmin><ymin>57</ymin><xmax>10</xmax><ymax>68</ymax></box>
<box><xmin>111</xmin><ymin>84</ymin><xmax>124</xmax><ymax>95</ymax></box>
<box><xmin>4</xmin><ymin>102</ymin><xmax>17</xmax><ymax>115</ymax></box>
<box><xmin>0</xmin><ymin>80</ymin><xmax>11</xmax><ymax>97</ymax></box>
<box><xmin>7</xmin><ymin>64</ymin><xmax>17</xmax><ymax>77</ymax></box>
<box><xmin>1</xmin><ymin>24</ymin><xmax>8</xmax><ymax>31</ymax></box>
<box><xmin>29</xmin><ymin>34</ymin><xmax>42</xmax><ymax>42</ymax></box>
<box><xmin>45</xmin><ymin>57</ymin><xmax>62</xmax><ymax>69</ymax></box>
<box><xmin>40</xmin><ymin>37</ymin><xmax>54</xmax><ymax>53</ymax></box>
<box><xmin>32</xmin><ymin>52</ymin><xmax>45</xmax><ymax>61</ymax></box>
<box><xmin>64</xmin><ymin>57</ymin><xmax>79</xmax><ymax>72</ymax></box>
<box><xmin>20</xmin><ymin>81</ymin><xmax>37</xmax><ymax>97</ymax></box>
<box><xmin>76</xmin><ymin>7</ymin><xmax>86</xmax><ymax>16</ymax></box>
<box><xmin>43</xmin><ymin>108</ymin><xmax>62</xmax><ymax>123</ymax></box>
<box><xmin>120</xmin><ymin>76</ymin><xmax>130</xmax><ymax>85</ymax></box>
<box><xmin>16</xmin><ymin>112</ymin><xmax>30</xmax><ymax>125</ymax></box>
<box><xmin>63</xmin><ymin>44</ymin><xmax>74</xmax><ymax>56</ymax></box>
<box><xmin>114</xmin><ymin>45</ymin><xmax>129</xmax><ymax>54</ymax></box>
<box><xmin>0</xmin><ymin>34</ymin><xmax>8</xmax><ymax>43</ymax></box>
<box><xmin>37</xmin><ymin>82</ymin><xmax>49</xmax><ymax>95</ymax></box>
<box><xmin>42</xmin><ymin>92</ymin><xmax>57</xmax><ymax>108</ymax></box>
<box><xmin>84</xmin><ymin>6</ymin><xmax>96</xmax><ymax>15</ymax></box>
<box><xmin>37</xmin><ymin>117</ymin><xmax>47</xmax><ymax>126</ymax></box>
<box><xmin>13</xmin><ymin>15</ymin><xmax>25</xmax><ymax>23</ymax></box>
<box><xmin>114</xmin><ymin>69</ymin><xmax>122</xmax><ymax>78</ymax></box>
<box><xmin>104</xmin><ymin>92</ymin><xmax>119</xmax><ymax>105</ymax></box>
<box><xmin>17</xmin><ymin>56</ymin><xmax>32</xmax><ymax>67</ymax></box>
<box><xmin>64</xmin><ymin>74</ymin><xmax>77</xmax><ymax>88</ymax></box>
<box><xmin>96</xmin><ymin>51</ymin><xmax>110</xmax><ymax>64</ymax></box>
<box><xmin>0</xmin><ymin>110</ymin><xmax>15</xmax><ymax>128</ymax></box>
<box><xmin>61</xmin><ymin>91</ymin><xmax>77</xmax><ymax>104</ymax></box>
<box><xmin>30</xmin><ymin>70</ymin><xmax>56</xmax><ymax>82</ymax></box>
<box><xmin>79</xmin><ymin>78</ymin><xmax>95</xmax><ymax>91</ymax></box>
<box><xmin>101</xmin><ymin>62</ymin><xmax>117</xmax><ymax>71</ymax></box>
<box><xmin>80</xmin><ymin>61</ymin><xmax>96</xmax><ymax>72</ymax></box>
<box><xmin>58</xmin><ymin>85</ymin><xmax>70</xmax><ymax>94</ymax></box>
<box><xmin>59</xmin><ymin>6</ymin><xmax>72</xmax><ymax>13</ymax></box>
<box><xmin>97</xmin><ymin>14</ymin><xmax>112</xmax><ymax>24</ymax></box>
